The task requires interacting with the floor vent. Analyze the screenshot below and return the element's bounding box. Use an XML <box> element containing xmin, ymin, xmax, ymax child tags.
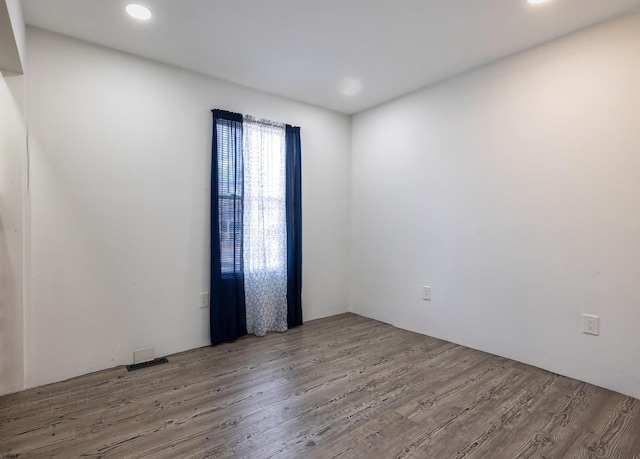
<box><xmin>126</xmin><ymin>357</ymin><xmax>168</xmax><ymax>371</ymax></box>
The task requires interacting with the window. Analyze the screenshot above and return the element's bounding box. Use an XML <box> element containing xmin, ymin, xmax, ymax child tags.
<box><xmin>242</xmin><ymin>116</ymin><xmax>287</xmax><ymax>274</ymax></box>
<box><xmin>215</xmin><ymin>116</ymin><xmax>244</xmax><ymax>275</ymax></box>
<box><xmin>210</xmin><ymin>109</ymin><xmax>302</xmax><ymax>343</ymax></box>
<box><xmin>217</xmin><ymin>116</ymin><xmax>287</xmax><ymax>275</ymax></box>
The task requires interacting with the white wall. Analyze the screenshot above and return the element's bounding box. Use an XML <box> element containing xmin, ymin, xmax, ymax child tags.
<box><xmin>5</xmin><ymin>0</ymin><xmax>25</xmax><ymax>64</ymax></box>
<box><xmin>351</xmin><ymin>12</ymin><xmax>640</xmax><ymax>400</ymax></box>
<box><xmin>0</xmin><ymin>0</ymin><xmax>23</xmax><ymax>75</ymax></box>
<box><xmin>0</xmin><ymin>0</ymin><xmax>25</xmax><ymax>396</ymax></box>
<box><xmin>0</xmin><ymin>73</ymin><xmax>25</xmax><ymax>396</ymax></box>
<box><xmin>25</xmin><ymin>28</ymin><xmax>351</xmax><ymax>388</ymax></box>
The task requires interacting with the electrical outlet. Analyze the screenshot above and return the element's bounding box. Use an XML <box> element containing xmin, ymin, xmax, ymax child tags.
<box><xmin>422</xmin><ymin>286</ymin><xmax>431</xmax><ymax>301</ymax></box>
<box><xmin>583</xmin><ymin>314</ymin><xmax>599</xmax><ymax>336</ymax></box>
<box><xmin>199</xmin><ymin>292</ymin><xmax>210</xmax><ymax>308</ymax></box>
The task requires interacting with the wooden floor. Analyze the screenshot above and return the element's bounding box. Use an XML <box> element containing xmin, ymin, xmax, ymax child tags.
<box><xmin>1</xmin><ymin>313</ymin><xmax>639</xmax><ymax>458</ymax></box>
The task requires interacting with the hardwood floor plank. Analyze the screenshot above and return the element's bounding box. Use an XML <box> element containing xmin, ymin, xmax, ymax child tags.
<box><xmin>575</xmin><ymin>394</ymin><xmax>640</xmax><ymax>459</ymax></box>
<box><xmin>1</xmin><ymin>313</ymin><xmax>638</xmax><ymax>458</ymax></box>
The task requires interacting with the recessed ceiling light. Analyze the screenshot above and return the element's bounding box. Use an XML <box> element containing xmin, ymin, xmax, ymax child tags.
<box><xmin>126</xmin><ymin>3</ymin><xmax>152</xmax><ymax>20</ymax></box>
<box><xmin>340</xmin><ymin>78</ymin><xmax>362</xmax><ymax>96</ymax></box>
<box><xmin>527</xmin><ymin>0</ymin><xmax>551</xmax><ymax>4</ymax></box>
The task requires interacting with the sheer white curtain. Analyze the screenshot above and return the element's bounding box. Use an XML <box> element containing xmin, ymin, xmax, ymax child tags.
<box><xmin>242</xmin><ymin>116</ymin><xmax>288</xmax><ymax>336</ymax></box>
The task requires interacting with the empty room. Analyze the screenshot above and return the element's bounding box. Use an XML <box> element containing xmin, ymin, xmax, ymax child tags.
<box><xmin>1</xmin><ymin>0</ymin><xmax>640</xmax><ymax>457</ymax></box>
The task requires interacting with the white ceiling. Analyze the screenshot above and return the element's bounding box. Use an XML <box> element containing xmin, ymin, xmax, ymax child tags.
<box><xmin>21</xmin><ymin>0</ymin><xmax>640</xmax><ymax>114</ymax></box>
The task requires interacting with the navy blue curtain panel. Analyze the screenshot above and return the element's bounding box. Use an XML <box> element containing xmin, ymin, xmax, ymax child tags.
<box><xmin>210</xmin><ymin>109</ymin><xmax>247</xmax><ymax>345</ymax></box>
<box><xmin>285</xmin><ymin>125</ymin><xmax>303</xmax><ymax>328</ymax></box>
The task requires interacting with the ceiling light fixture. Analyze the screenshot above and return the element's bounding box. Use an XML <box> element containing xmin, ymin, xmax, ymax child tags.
<box><xmin>340</xmin><ymin>78</ymin><xmax>362</xmax><ymax>96</ymax></box>
<box><xmin>126</xmin><ymin>3</ymin><xmax>152</xmax><ymax>20</ymax></box>
<box><xmin>527</xmin><ymin>0</ymin><xmax>551</xmax><ymax>4</ymax></box>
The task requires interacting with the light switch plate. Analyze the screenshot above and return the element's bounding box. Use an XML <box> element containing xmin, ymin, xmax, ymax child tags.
<box><xmin>199</xmin><ymin>292</ymin><xmax>210</xmax><ymax>308</ymax></box>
